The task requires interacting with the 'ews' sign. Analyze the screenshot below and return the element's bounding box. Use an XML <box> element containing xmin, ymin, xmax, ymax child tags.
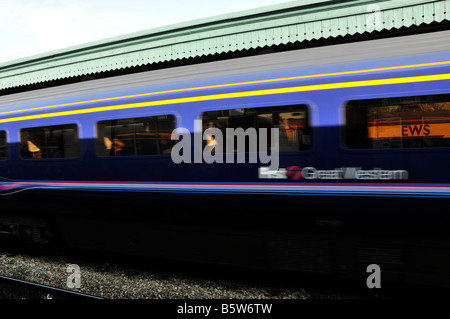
<box><xmin>369</xmin><ymin>123</ymin><xmax>449</xmax><ymax>139</ymax></box>
<box><xmin>401</xmin><ymin>124</ymin><xmax>431</xmax><ymax>137</ymax></box>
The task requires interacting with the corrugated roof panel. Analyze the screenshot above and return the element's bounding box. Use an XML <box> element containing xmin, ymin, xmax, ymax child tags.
<box><xmin>447</xmin><ymin>0</ymin><xmax>450</xmax><ymax>20</ymax></box>
<box><xmin>411</xmin><ymin>5</ymin><xmax>423</xmax><ymax>25</ymax></box>
<box><xmin>0</xmin><ymin>0</ymin><xmax>449</xmax><ymax>91</ymax></box>
<box><xmin>402</xmin><ymin>5</ymin><xmax>413</xmax><ymax>27</ymax></box>
<box><xmin>384</xmin><ymin>9</ymin><xmax>395</xmax><ymax>29</ymax></box>
<box><xmin>435</xmin><ymin>1</ymin><xmax>445</xmax><ymax>21</ymax></box>
<box><xmin>424</xmin><ymin>2</ymin><xmax>435</xmax><ymax>23</ymax></box>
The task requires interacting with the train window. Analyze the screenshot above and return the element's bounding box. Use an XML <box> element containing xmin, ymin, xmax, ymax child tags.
<box><xmin>0</xmin><ymin>131</ymin><xmax>7</xmax><ymax>160</ymax></box>
<box><xmin>202</xmin><ymin>105</ymin><xmax>311</xmax><ymax>152</ymax></box>
<box><xmin>20</xmin><ymin>124</ymin><xmax>79</xmax><ymax>159</ymax></box>
<box><xmin>96</xmin><ymin>115</ymin><xmax>176</xmax><ymax>156</ymax></box>
<box><xmin>345</xmin><ymin>94</ymin><xmax>450</xmax><ymax>149</ymax></box>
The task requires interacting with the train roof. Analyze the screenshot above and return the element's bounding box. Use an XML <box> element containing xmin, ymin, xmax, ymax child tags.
<box><xmin>0</xmin><ymin>29</ymin><xmax>449</xmax><ymax>115</ymax></box>
<box><xmin>0</xmin><ymin>0</ymin><xmax>449</xmax><ymax>93</ymax></box>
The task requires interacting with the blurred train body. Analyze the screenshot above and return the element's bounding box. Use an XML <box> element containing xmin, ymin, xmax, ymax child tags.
<box><xmin>1</xmin><ymin>30</ymin><xmax>450</xmax><ymax>287</ymax></box>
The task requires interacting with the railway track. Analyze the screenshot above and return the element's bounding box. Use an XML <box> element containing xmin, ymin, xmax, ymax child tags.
<box><xmin>0</xmin><ymin>242</ymin><xmax>438</xmax><ymax>299</ymax></box>
<box><xmin>0</xmin><ymin>275</ymin><xmax>104</xmax><ymax>299</ymax></box>
<box><xmin>0</xmin><ymin>243</ymin><xmax>333</xmax><ymax>299</ymax></box>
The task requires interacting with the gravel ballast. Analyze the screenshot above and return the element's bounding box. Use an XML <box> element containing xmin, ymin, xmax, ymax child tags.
<box><xmin>0</xmin><ymin>251</ymin><xmax>313</xmax><ymax>299</ymax></box>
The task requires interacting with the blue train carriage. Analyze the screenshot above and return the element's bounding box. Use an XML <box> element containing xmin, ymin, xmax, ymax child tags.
<box><xmin>0</xmin><ymin>30</ymin><xmax>450</xmax><ymax>287</ymax></box>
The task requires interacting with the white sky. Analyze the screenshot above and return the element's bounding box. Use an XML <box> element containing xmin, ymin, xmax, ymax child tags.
<box><xmin>0</xmin><ymin>0</ymin><xmax>295</xmax><ymax>64</ymax></box>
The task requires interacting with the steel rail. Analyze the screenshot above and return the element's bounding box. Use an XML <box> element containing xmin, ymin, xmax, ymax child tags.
<box><xmin>0</xmin><ymin>275</ymin><xmax>104</xmax><ymax>299</ymax></box>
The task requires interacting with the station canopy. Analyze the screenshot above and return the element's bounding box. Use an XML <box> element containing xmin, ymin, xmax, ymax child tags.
<box><xmin>0</xmin><ymin>0</ymin><xmax>449</xmax><ymax>93</ymax></box>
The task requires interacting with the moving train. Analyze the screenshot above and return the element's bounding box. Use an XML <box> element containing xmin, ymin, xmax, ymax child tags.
<box><xmin>1</xmin><ymin>30</ymin><xmax>450</xmax><ymax>287</ymax></box>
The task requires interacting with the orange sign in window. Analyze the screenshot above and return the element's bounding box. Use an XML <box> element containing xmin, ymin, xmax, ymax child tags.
<box><xmin>368</xmin><ymin>120</ymin><xmax>450</xmax><ymax>139</ymax></box>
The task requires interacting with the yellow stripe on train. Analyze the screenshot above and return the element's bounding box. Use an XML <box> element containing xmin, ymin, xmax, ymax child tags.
<box><xmin>1</xmin><ymin>73</ymin><xmax>450</xmax><ymax>124</ymax></box>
